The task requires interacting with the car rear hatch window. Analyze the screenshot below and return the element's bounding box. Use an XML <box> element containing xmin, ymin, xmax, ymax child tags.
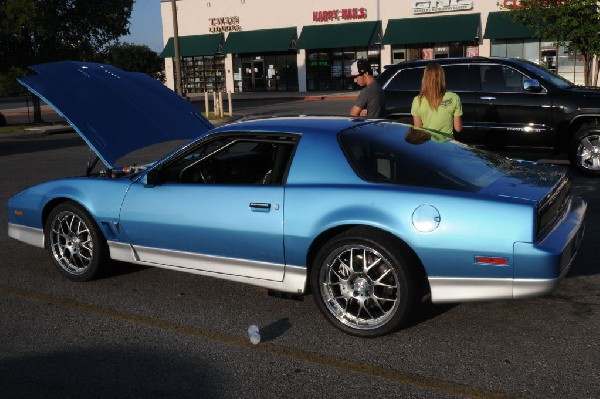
<box><xmin>339</xmin><ymin>122</ymin><xmax>513</xmax><ymax>192</ymax></box>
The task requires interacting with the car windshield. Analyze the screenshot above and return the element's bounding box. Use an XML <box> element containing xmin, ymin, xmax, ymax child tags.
<box><xmin>517</xmin><ymin>59</ymin><xmax>573</xmax><ymax>89</ymax></box>
<box><xmin>339</xmin><ymin>122</ymin><xmax>514</xmax><ymax>192</ymax></box>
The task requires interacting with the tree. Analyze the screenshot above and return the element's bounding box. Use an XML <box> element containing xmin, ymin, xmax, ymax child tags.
<box><xmin>101</xmin><ymin>43</ymin><xmax>166</xmax><ymax>82</ymax></box>
<box><xmin>507</xmin><ymin>0</ymin><xmax>600</xmax><ymax>86</ymax></box>
<box><xmin>0</xmin><ymin>0</ymin><xmax>133</xmax><ymax>121</ymax></box>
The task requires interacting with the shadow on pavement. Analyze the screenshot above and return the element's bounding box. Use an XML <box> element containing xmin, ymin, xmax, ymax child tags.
<box><xmin>0</xmin><ymin>134</ymin><xmax>84</xmax><ymax>157</ymax></box>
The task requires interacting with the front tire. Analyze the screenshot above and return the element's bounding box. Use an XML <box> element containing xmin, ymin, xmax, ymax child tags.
<box><xmin>310</xmin><ymin>228</ymin><xmax>416</xmax><ymax>337</ymax></box>
<box><xmin>45</xmin><ymin>202</ymin><xmax>108</xmax><ymax>281</ymax></box>
<box><xmin>568</xmin><ymin>128</ymin><xmax>600</xmax><ymax>176</ymax></box>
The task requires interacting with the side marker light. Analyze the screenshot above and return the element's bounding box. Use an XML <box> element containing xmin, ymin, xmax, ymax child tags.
<box><xmin>475</xmin><ymin>256</ymin><xmax>508</xmax><ymax>265</ymax></box>
<box><xmin>14</xmin><ymin>211</ymin><xmax>23</xmax><ymax>216</ymax></box>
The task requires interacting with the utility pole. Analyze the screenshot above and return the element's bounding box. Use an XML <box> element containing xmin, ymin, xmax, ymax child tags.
<box><xmin>171</xmin><ymin>0</ymin><xmax>183</xmax><ymax>96</ymax></box>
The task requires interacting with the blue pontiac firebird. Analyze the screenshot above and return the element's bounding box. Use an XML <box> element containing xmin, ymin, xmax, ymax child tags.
<box><xmin>7</xmin><ymin>61</ymin><xmax>587</xmax><ymax>337</ymax></box>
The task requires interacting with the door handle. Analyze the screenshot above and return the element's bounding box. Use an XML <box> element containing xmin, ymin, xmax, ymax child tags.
<box><xmin>249</xmin><ymin>202</ymin><xmax>271</xmax><ymax>209</ymax></box>
<box><xmin>480</xmin><ymin>96</ymin><xmax>496</xmax><ymax>101</ymax></box>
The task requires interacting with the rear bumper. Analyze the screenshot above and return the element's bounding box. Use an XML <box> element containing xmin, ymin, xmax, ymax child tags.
<box><xmin>513</xmin><ymin>196</ymin><xmax>586</xmax><ymax>281</ymax></box>
<box><xmin>430</xmin><ymin>196</ymin><xmax>586</xmax><ymax>303</ymax></box>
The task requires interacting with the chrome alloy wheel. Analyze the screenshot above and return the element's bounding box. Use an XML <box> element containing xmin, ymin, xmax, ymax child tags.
<box><xmin>577</xmin><ymin>134</ymin><xmax>600</xmax><ymax>171</ymax></box>
<box><xmin>49</xmin><ymin>211</ymin><xmax>94</xmax><ymax>275</ymax></box>
<box><xmin>319</xmin><ymin>244</ymin><xmax>400</xmax><ymax>331</ymax></box>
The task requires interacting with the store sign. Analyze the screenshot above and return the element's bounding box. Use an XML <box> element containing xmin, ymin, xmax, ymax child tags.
<box><xmin>312</xmin><ymin>8</ymin><xmax>367</xmax><ymax>23</ymax></box>
<box><xmin>209</xmin><ymin>16</ymin><xmax>242</xmax><ymax>32</ymax></box>
<box><xmin>411</xmin><ymin>0</ymin><xmax>473</xmax><ymax>14</ymax></box>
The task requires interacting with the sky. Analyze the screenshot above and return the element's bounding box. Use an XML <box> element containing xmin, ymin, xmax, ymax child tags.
<box><xmin>120</xmin><ymin>0</ymin><xmax>165</xmax><ymax>53</ymax></box>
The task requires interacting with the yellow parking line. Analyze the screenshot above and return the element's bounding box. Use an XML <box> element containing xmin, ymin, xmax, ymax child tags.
<box><xmin>0</xmin><ymin>284</ymin><xmax>520</xmax><ymax>399</ymax></box>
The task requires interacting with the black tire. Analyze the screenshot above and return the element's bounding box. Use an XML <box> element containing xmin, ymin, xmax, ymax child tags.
<box><xmin>568</xmin><ymin>127</ymin><xmax>600</xmax><ymax>176</ymax></box>
<box><xmin>310</xmin><ymin>228</ymin><xmax>416</xmax><ymax>337</ymax></box>
<box><xmin>45</xmin><ymin>202</ymin><xmax>108</xmax><ymax>281</ymax></box>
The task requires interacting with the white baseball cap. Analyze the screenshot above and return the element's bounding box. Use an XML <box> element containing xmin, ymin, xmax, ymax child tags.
<box><xmin>350</xmin><ymin>59</ymin><xmax>371</xmax><ymax>77</ymax></box>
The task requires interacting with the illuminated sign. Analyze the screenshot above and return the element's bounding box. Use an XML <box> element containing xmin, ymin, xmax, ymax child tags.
<box><xmin>411</xmin><ymin>0</ymin><xmax>473</xmax><ymax>14</ymax></box>
<box><xmin>312</xmin><ymin>8</ymin><xmax>367</xmax><ymax>22</ymax></box>
<box><xmin>209</xmin><ymin>16</ymin><xmax>242</xmax><ymax>32</ymax></box>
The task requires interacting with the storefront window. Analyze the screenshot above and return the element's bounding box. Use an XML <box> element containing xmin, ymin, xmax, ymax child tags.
<box><xmin>523</xmin><ymin>41</ymin><xmax>540</xmax><ymax>64</ymax></box>
<box><xmin>392</xmin><ymin>48</ymin><xmax>406</xmax><ymax>63</ymax></box>
<box><xmin>273</xmin><ymin>55</ymin><xmax>298</xmax><ymax>92</ymax></box>
<box><xmin>306</xmin><ymin>47</ymin><xmax>381</xmax><ymax>91</ymax></box>
<box><xmin>506</xmin><ymin>41</ymin><xmax>524</xmax><ymax>59</ymax></box>
<box><xmin>232</xmin><ymin>53</ymin><xmax>298</xmax><ymax>92</ymax></box>
<box><xmin>394</xmin><ymin>42</ymin><xmax>474</xmax><ymax>63</ymax></box>
<box><xmin>449</xmin><ymin>44</ymin><xmax>464</xmax><ymax>58</ymax></box>
<box><xmin>489</xmin><ymin>39</ymin><xmax>583</xmax><ymax>84</ymax></box>
<box><xmin>491</xmin><ymin>42</ymin><xmax>506</xmax><ymax>57</ymax></box>
<box><xmin>540</xmin><ymin>42</ymin><xmax>557</xmax><ymax>72</ymax></box>
<box><xmin>179</xmin><ymin>55</ymin><xmax>226</xmax><ymax>94</ymax></box>
<box><xmin>558</xmin><ymin>45</ymin><xmax>585</xmax><ymax>85</ymax></box>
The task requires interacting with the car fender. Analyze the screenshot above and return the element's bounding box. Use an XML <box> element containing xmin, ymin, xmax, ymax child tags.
<box><xmin>8</xmin><ymin>178</ymin><xmax>132</xmax><ymax>241</ymax></box>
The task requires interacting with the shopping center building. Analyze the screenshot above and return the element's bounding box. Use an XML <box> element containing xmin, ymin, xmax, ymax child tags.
<box><xmin>160</xmin><ymin>0</ymin><xmax>585</xmax><ymax>93</ymax></box>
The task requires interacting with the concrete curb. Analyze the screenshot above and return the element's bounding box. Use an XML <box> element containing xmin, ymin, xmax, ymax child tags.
<box><xmin>25</xmin><ymin>125</ymin><xmax>74</xmax><ymax>135</ymax></box>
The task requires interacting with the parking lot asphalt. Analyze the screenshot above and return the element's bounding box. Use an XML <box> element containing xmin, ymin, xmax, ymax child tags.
<box><xmin>0</xmin><ymin>129</ymin><xmax>598</xmax><ymax>398</ymax></box>
<box><xmin>0</xmin><ymin>91</ymin><xmax>359</xmax><ymax>129</ymax></box>
<box><xmin>0</xmin><ymin>79</ymin><xmax>598</xmax><ymax>398</ymax></box>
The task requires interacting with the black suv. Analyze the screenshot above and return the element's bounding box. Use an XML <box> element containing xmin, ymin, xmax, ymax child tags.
<box><xmin>378</xmin><ymin>57</ymin><xmax>600</xmax><ymax>176</ymax></box>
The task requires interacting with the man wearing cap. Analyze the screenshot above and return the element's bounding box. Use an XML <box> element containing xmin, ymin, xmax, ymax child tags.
<box><xmin>349</xmin><ymin>59</ymin><xmax>385</xmax><ymax>118</ymax></box>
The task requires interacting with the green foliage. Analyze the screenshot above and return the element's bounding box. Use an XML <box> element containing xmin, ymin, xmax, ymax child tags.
<box><xmin>0</xmin><ymin>0</ymin><xmax>134</xmax><ymax>72</ymax></box>
<box><xmin>0</xmin><ymin>0</ymin><xmax>134</xmax><ymax>98</ymax></box>
<box><xmin>101</xmin><ymin>43</ymin><xmax>166</xmax><ymax>82</ymax></box>
<box><xmin>0</xmin><ymin>67</ymin><xmax>28</xmax><ymax>96</ymax></box>
<box><xmin>508</xmin><ymin>0</ymin><xmax>600</xmax><ymax>85</ymax></box>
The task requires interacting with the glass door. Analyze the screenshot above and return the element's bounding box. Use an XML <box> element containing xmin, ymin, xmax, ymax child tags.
<box><xmin>252</xmin><ymin>60</ymin><xmax>265</xmax><ymax>90</ymax></box>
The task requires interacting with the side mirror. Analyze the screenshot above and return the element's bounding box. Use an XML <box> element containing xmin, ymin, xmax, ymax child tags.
<box><xmin>523</xmin><ymin>78</ymin><xmax>542</xmax><ymax>92</ymax></box>
<box><xmin>145</xmin><ymin>170</ymin><xmax>158</xmax><ymax>187</ymax></box>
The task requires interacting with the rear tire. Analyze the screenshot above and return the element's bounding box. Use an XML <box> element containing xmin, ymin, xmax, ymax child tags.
<box><xmin>45</xmin><ymin>202</ymin><xmax>108</xmax><ymax>281</ymax></box>
<box><xmin>310</xmin><ymin>228</ymin><xmax>416</xmax><ymax>337</ymax></box>
<box><xmin>568</xmin><ymin>127</ymin><xmax>600</xmax><ymax>176</ymax></box>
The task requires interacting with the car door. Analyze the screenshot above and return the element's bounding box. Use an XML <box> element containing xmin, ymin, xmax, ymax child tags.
<box><xmin>475</xmin><ymin>63</ymin><xmax>554</xmax><ymax>147</ymax></box>
<box><xmin>380</xmin><ymin>66</ymin><xmax>421</xmax><ymax>123</ymax></box>
<box><xmin>117</xmin><ymin>134</ymin><xmax>296</xmax><ymax>282</ymax></box>
<box><xmin>441</xmin><ymin>63</ymin><xmax>480</xmax><ymax>144</ymax></box>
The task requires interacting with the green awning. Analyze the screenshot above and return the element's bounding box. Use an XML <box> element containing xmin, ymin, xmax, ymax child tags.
<box><xmin>484</xmin><ymin>11</ymin><xmax>535</xmax><ymax>40</ymax></box>
<box><xmin>382</xmin><ymin>13</ymin><xmax>480</xmax><ymax>45</ymax></box>
<box><xmin>297</xmin><ymin>21</ymin><xmax>381</xmax><ymax>49</ymax></box>
<box><xmin>222</xmin><ymin>27</ymin><xmax>297</xmax><ymax>54</ymax></box>
<box><xmin>161</xmin><ymin>33</ymin><xmax>224</xmax><ymax>58</ymax></box>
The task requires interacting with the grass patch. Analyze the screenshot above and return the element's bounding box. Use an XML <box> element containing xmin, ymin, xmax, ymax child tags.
<box><xmin>0</xmin><ymin>124</ymin><xmax>32</xmax><ymax>134</ymax></box>
<box><xmin>203</xmin><ymin>112</ymin><xmax>229</xmax><ymax>121</ymax></box>
<box><xmin>0</xmin><ymin>123</ymin><xmax>67</xmax><ymax>134</ymax></box>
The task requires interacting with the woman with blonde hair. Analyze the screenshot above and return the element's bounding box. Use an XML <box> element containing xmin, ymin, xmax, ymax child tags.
<box><xmin>411</xmin><ymin>62</ymin><xmax>463</xmax><ymax>135</ymax></box>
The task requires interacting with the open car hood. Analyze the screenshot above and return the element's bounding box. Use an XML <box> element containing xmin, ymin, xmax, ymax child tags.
<box><xmin>18</xmin><ymin>61</ymin><xmax>214</xmax><ymax>168</ymax></box>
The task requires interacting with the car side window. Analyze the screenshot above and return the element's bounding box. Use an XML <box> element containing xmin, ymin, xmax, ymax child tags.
<box><xmin>157</xmin><ymin>136</ymin><xmax>296</xmax><ymax>186</ymax></box>
<box><xmin>481</xmin><ymin>65</ymin><xmax>526</xmax><ymax>92</ymax></box>
<box><xmin>443</xmin><ymin>65</ymin><xmax>479</xmax><ymax>91</ymax></box>
<box><xmin>384</xmin><ymin>67</ymin><xmax>423</xmax><ymax>91</ymax></box>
